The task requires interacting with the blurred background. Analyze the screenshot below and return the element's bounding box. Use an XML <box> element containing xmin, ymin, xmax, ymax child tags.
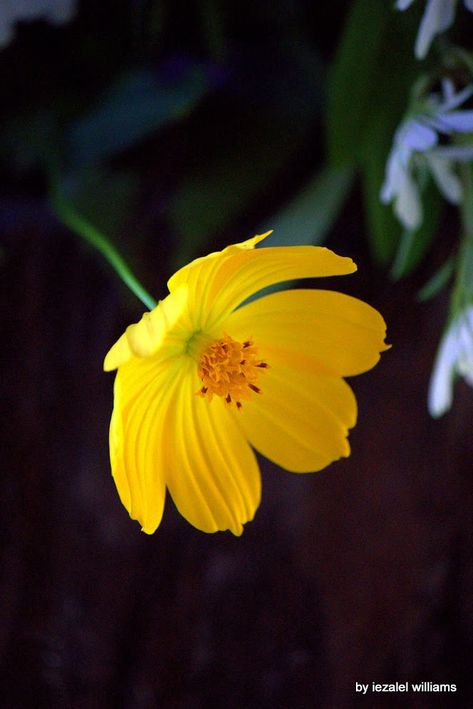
<box><xmin>1</xmin><ymin>0</ymin><xmax>472</xmax><ymax>707</ymax></box>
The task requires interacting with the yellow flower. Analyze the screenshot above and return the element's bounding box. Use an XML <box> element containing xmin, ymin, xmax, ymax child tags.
<box><xmin>104</xmin><ymin>233</ymin><xmax>389</xmax><ymax>535</ymax></box>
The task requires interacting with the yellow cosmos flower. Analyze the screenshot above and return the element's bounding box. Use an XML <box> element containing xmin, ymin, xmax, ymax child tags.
<box><xmin>104</xmin><ymin>233</ymin><xmax>389</xmax><ymax>535</ymax></box>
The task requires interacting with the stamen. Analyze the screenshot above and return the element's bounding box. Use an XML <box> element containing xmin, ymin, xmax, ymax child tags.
<box><xmin>196</xmin><ymin>334</ymin><xmax>269</xmax><ymax>408</ymax></box>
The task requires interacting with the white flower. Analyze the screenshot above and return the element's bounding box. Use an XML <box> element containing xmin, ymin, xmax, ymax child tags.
<box><xmin>428</xmin><ymin>307</ymin><xmax>473</xmax><ymax>417</ymax></box>
<box><xmin>397</xmin><ymin>0</ymin><xmax>473</xmax><ymax>59</ymax></box>
<box><xmin>0</xmin><ymin>0</ymin><xmax>77</xmax><ymax>48</ymax></box>
<box><xmin>381</xmin><ymin>81</ymin><xmax>473</xmax><ymax>230</ymax></box>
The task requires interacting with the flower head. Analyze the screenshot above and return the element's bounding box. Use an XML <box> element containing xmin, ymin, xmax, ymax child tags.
<box><xmin>428</xmin><ymin>306</ymin><xmax>473</xmax><ymax>416</ymax></box>
<box><xmin>396</xmin><ymin>0</ymin><xmax>473</xmax><ymax>59</ymax></box>
<box><xmin>104</xmin><ymin>233</ymin><xmax>389</xmax><ymax>535</ymax></box>
<box><xmin>381</xmin><ymin>81</ymin><xmax>473</xmax><ymax>230</ymax></box>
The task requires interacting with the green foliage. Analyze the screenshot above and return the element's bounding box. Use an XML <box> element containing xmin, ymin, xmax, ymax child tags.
<box><xmin>266</xmin><ymin>165</ymin><xmax>354</xmax><ymax>246</ymax></box>
<box><xmin>417</xmin><ymin>257</ymin><xmax>455</xmax><ymax>302</ymax></box>
<box><xmin>51</xmin><ymin>177</ymin><xmax>157</xmax><ymax>310</ymax></box>
<box><xmin>167</xmin><ymin>31</ymin><xmax>325</xmax><ymax>267</ymax></box>
<box><xmin>360</xmin><ymin>111</ymin><xmax>402</xmax><ymax>266</ymax></box>
<box><xmin>66</xmin><ymin>66</ymin><xmax>212</xmax><ymax>167</ymax></box>
<box><xmin>1</xmin><ymin>0</ymin><xmax>453</xmax><ymax>295</ymax></box>
<box><xmin>327</xmin><ymin>0</ymin><xmax>418</xmax><ymax>167</ymax></box>
<box><xmin>326</xmin><ymin>0</ymin><xmax>391</xmax><ymax>167</ymax></box>
<box><xmin>168</xmin><ymin>113</ymin><xmax>309</xmax><ymax>268</ymax></box>
<box><xmin>63</xmin><ymin>167</ymin><xmax>140</xmax><ymax>239</ymax></box>
<box><xmin>326</xmin><ymin>0</ymin><xmax>422</xmax><ymax>267</ymax></box>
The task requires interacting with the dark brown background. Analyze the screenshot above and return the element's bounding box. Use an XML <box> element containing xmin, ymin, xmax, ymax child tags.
<box><xmin>1</xmin><ymin>1</ymin><xmax>472</xmax><ymax>707</ymax></box>
<box><xmin>2</xmin><ymin>196</ymin><xmax>472</xmax><ymax>709</ymax></box>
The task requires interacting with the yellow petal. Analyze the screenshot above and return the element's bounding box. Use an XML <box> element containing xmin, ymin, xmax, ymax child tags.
<box><xmin>104</xmin><ymin>284</ymin><xmax>190</xmax><ymax>371</ymax></box>
<box><xmin>168</xmin><ymin>231</ymin><xmax>271</xmax><ymax>293</ymax></box>
<box><xmin>227</xmin><ymin>289</ymin><xmax>389</xmax><ymax>377</ymax></box>
<box><xmin>110</xmin><ymin>356</ymin><xmax>182</xmax><ymax>533</ymax></box>
<box><xmin>164</xmin><ymin>358</ymin><xmax>261</xmax><ymax>535</ymax></box>
<box><xmin>235</xmin><ymin>363</ymin><xmax>357</xmax><ymax>473</ymax></box>
<box><xmin>104</xmin><ymin>331</ymin><xmax>133</xmax><ymax>373</ymax></box>
<box><xmin>167</xmin><ymin>236</ymin><xmax>356</xmax><ymax>331</ymax></box>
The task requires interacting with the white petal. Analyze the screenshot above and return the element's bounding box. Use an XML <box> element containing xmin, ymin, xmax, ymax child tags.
<box><xmin>401</xmin><ymin>119</ymin><xmax>437</xmax><ymax>150</ymax></box>
<box><xmin>439</xmin><ymin>84</ymin><xmax>473</xmax><ymax>112</ymax></box>
<box><xmin>441</xmin><ymin>79</ymin><xmax>456</xmax><ymax>104</ymax></box>
<box><xmin>433</xmin><ymin>144</ymin><xmax>473</xmax><ymax>161</ymax></box>
<box><xmin>415</xmin><ymin>0</ymin><xmax>455</xmax><ymax>59</ymax></box>
<box><xmin>428</xmin><ymin>322</ymin><xmax>460</xmax><ymax>417</ymax></box>
<box><xmin>464</xmin><ymin>0</ymin><xmax>473</xmax><ymax>12</ymax></box>
<box><xmin>380</xmin><ymin>119</ymin><xmax>435</xmax><ymax>229</ymax></box>
<box><xmin>380</xmin><ymin>150</ymin><xmax>400</xmax><ymax>203</ymax></box>
<box><xmin>393</xmin><ymin>165</ymin><xmax>423</xmax><ymax>230</ymax></box>
<box><xmin>433</xmin><ymin>110</ymin><xmax>473</xmax><ymax>134</ymax></box>
<box><xmin>426</xmin><ymin>153</ymin><xmax>462</xmax><ymax>203</ymax></box>
<box><xmin>396</xmin><ymin>0</ymin><xmax>415</xmax><ymax>9</ymax></box>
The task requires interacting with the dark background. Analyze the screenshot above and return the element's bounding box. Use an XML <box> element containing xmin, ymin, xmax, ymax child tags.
<box><xmin>1</xmin><ymin>1</ymin><xmax>472</xmax><ymax>707</ymax></box>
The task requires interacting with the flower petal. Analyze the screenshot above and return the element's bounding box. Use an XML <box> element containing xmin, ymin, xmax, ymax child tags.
<box><xmin>426</xmin><ymin>153</ymin><xmax>462</xmax><ymax>203</ymax></box>
<box><xmin>236</xmin><ymin>363</ymin><xmax>357</xmax><ymax>473</ymax></box>
<box><xmin>227</xmin><ymin>289</ymin><xmax>389</xmax><ymax>377</ymax></box>
<box><xmin>104</xmin><ymin>284</ymin><xmax>190</xmax><ymax>371</ymax></box>
<box><xmin>394</xmin><ymin>164</ymin><xmax>423</xmax><ymax>230</ymax></box>
<box><xmin>402</xmin><ymin>119</ymin><xmax>437</xmax><ymax>151</ymax></box>
<box><xmin>427</xmin><ymin>322</ymin><xmax>459</xmax><ymax>417</ymax></box>
<box><xmin>164</xmin><ymin>358</ymin><xmax>261</xmax><ymax>535</ymax></box>
<box><xmin>415</xmin><ymin>0</ymin><xmax>454</xmax><ymax>59</ymax></box>
<box><xmin>433</xmin><ymin>144</ymin><xmax>473</xmax><ymax>161</ymax></box>
<box><xmin>168</xmin><ymin>238</ymin><xmax>356</xmax><ymax>331</ymax></box>
<box><xmin>438</xmin><ymin>83</ymin><xmax>473</xmax><ymax>112</ymax></box>
<box><xmin>432</xmin><ymin>110</ymin><xmax>473</xmax><ymax>134</ymax></box>
<box><xmin>110</xmin><ymin>356</ymin><xmax>182</xmax><ymax>533</ymax></box>
<box><xmin>104</xmin><ymin>331</ymin><xmax>134</xmax><ymax>373</ymax></box>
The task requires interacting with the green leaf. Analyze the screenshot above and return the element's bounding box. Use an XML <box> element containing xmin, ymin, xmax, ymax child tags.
<box><xmin>357</xmin><ymin>6</ymin><xmax>420</xmax><ymax>266</ymax></box>
<box><xmin>264</xmin><ymin>165</ymin><xmax>354</xmax><ymax>246</ymax></box>
<box><xmin>326</xmin><ymin>0</ymin><xmax>418</xmax><ymax>167</ymax></box>
<box><xmin>360</xmin><ymin>112</ymin><xmax>401</xmax><ymax>265</ymax></box>
<box><xmin>326</xmin><ymin>0</ymin><xmax>390</xmax><ymax>166</ymax></box>
<box><xmin>66</xmin><ymin>66</ymin><xmax>211</xmax><ymax>166</ymax></box>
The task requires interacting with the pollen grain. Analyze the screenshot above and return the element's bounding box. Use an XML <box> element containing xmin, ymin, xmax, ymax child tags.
<box><xmin>197</xmin><ymin>334</ymin><xmax>269</xmax><ymax>408</ymax></box>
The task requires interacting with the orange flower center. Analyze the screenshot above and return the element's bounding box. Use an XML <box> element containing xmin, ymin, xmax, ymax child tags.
<box><xmin>197</xmin><ymin>334</ymin><xmax>268</xmax><ymax>409</ymax></box>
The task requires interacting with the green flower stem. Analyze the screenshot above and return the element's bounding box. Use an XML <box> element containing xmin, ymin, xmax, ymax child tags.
<box><xmin>50</xmin><ymin>185</ymin><xmax>157</xmax><ymax>310</ymax></box>
<box><xmin>452</xmin><ymin>164</ymin><xmax>473</xmax><ymax>315</ymax></box>
<box><xmin>461</xmin><ymin>163</ymin><xmax>473</xmax><ymax>239</ymax></box>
